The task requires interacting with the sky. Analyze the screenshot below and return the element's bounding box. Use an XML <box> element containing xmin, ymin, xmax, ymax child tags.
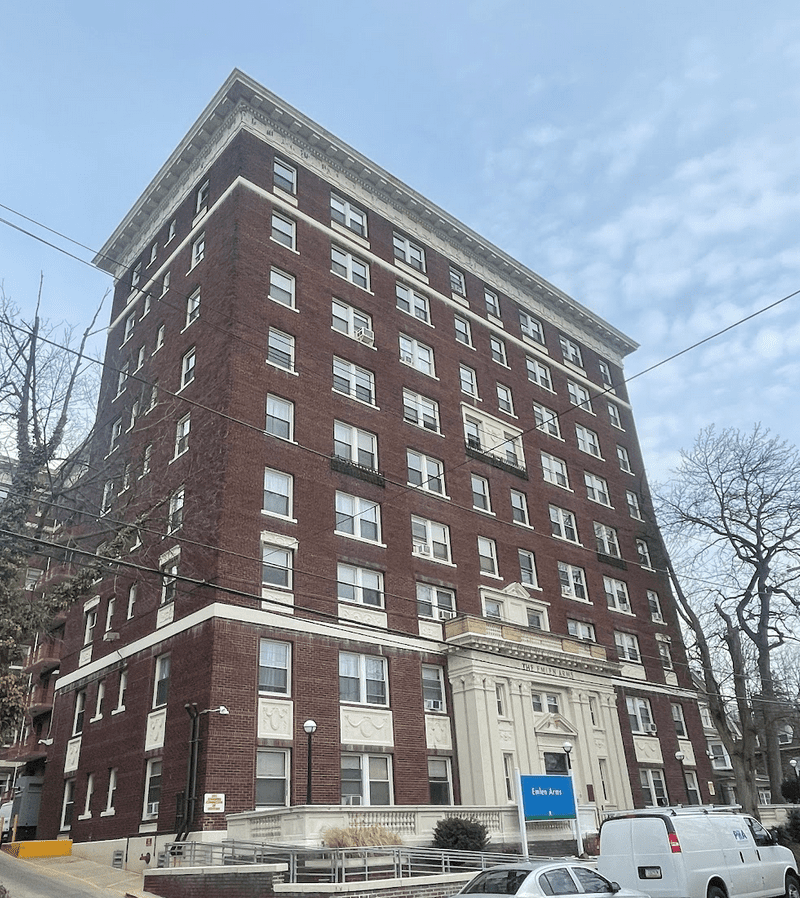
<box><xmin>2</xmin><ymin>1</ymin><xmax>799</xmax><ymax>487</ymax></box>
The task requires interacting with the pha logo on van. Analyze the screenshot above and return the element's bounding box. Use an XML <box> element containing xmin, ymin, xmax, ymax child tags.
<box><xmin>732</xmin><ymin>829</ymin><xmax>748</xmax><ymax>841</ymax></box>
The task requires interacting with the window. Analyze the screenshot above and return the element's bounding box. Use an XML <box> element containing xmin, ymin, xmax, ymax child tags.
<box><xmin>273</xmin><ymin>158</ymin><xmax>296</xmax><ymax>193</ymax></box>
<box><xmin>448</xmin><ymin>266</ymin><xmax>466</xmax><ymax>295</ymax></box>
<box><xmin>595</xmin><ymin>522</ymin><xmax>621</xmax><ymax>557</ymax></box>
<box><xmin>417</xmin><ymin>583</ymin><xmax>456</xmax><ymax>620</ymax></box>
<box><xmin>104</xmin><ymin>768</ymin><xmax>117</xmax><ymax>815</ymax></box>
<box><xmin>558</xmin><ymin>562</ymin><xmax>588</xmax><ymax>601</ymax></box>
<box><xmin>520</xmin><ymin>311</ymin><xmax>544</xmax><ymax>343</ymax></box>
<box><xmin>685</xmin><ymin>770</ymin><xmax>701</xmax><ymax>805</ymax></box>
<box><xmin>459</xmin><ymin>364</ymin><xmax>478</xmax><ymax>396</ymax></box>
<box><xmin>393</xmin><ymin>232</ymin><xmax>425</xmax><ymax>271</ymax></box>
<box><xmin>269</xmin><ymin>268</ymin><xmax>295</xmax><ymax>308</ymax></box>
<box><xmin>403</xmin><ymin>389</ymin><xmax>439</xmax><ymax>432</ymax></box>
<box><xmin>267</xmin><ymin>328</ymin><xmax>295</xmax><ymax>371</ymax></box>
<box><xmin>60</xmin><ymin>780</ymin><xmax>75</xmax><ymax>831</ymax></box>
<box><xmin>452</xmin><ymin>317</ymin><xmax>472</xmax><ymax>349</ymax></box>
<box><xmin>144</xmin><ymin>759</ymin><xmax>162</xmax><ymax>818</ymax></box>
<box><xmin>647</xmin><ymin>590</ymin><xmax>664</xmax><ymax>623</ymax></box>
<box><xmin>503</xmin><ymin>754</ymin><xmax>515</xmax><ymax>801</ymax></box>
<box><xmin>161</xmin><ymin>558</ymin><xmax>178</xmax><ymax>604</ymax></box>
<box><xmin>73</xmin><ymin>690</ymin><xmax>86</xmax><ymax>735</ymax></box>
<box><xmin>396</xmin><ymin>283</ymin><xmax>429</xmax><ymax>322</ymax></box>
<box><xmin>490</xmin><ymin>336</ymin><xmax>507</xmax><ymax>366</ymax></box>
<box><xmin>531</xmin><ymin>693</ymin><xmax>560</xmax><ymax>714</ymax></box>
<box><xmin>604</xmin><ymin>577</ymin><xmax>631</xmax><ymax>612</ymax></box>
<box><xmin>263</xmin><ymin>468</ymin><xmax>293</xmax><ymax>518</ymax></box>
<box><xmin>168</xmin><ymin>487</ymin><xmax>184</xmax><ymax>532</ymax></box>
<box><xmin>167</xmin><ymin>219</ymin><xmax>176</xmax><ymax>242</ymax></box>
<box><xmin>407</xmin><ymin>449</ymin><xmax>445</xmax><ymax>494</ymax></box>
<box><xmin>141</xmin><ymin>444</ymin><xmax>152</xmax><ymax>478</ymax></box>
<box><xmin>256</xmin><ymin>750</ymin><xmax>289</xmax><ymax>807</ymax></box>
<box><xmin>484</xmin><ymin>598</ymin><xmax>503</xmax><ymax>620</ymax></box>
<box><xmin>180</xmin><ymin>347</ymin><xmax>196</xmax><ymax>388</ymax></box>
<box><xmin>544</xmin><ymin>752</ymin><xmax>569</xmax><ymax>776</ymax></box>
<box><xmin>567</xmin><ymin>381</ymin><xmax>592</xmax><ymax>411</ymax></box>
<box><xmin>155</xmin><ymin>324</ymin><xmax>165</xmax><ymax>351</ymax></box>
<box><xmin>341</xmin><ymin>754</ymin><xmax>392</xmax><ymax>805</ymax></box>
<box><xmin>568</xmin><ymin>619</ymin><xmax>595</xmax><ymax>641</ymax></box>
<box><xmin>130</xmin><ymin>263</ymin><xmax>141</xmax><ymax>291</ymax></box>
<box><xmin>115</xmin><ymin>362</ymin><xmax>128</xmax><ymax>396</ymax></box>
<box><xmin>101</xmin><ymin>480</ymin><xmax>114</xmax><ymax>515</ymax></box>
<box><xmin>153</xmin><ymin>655</ymin><xmax>170</xmax><ymax>707</ymax></box>
<box><xmin>331</xmin><ymin>193</ymin><xmax>367</xmax><ymax>236</ymax></box>
<box><xmin>266</xmin><ymin>395</ymin><xmax>294</xmax><ymax>440</ymax></box>
<box><xmin>135</xmin><ymin>345</ymin><xmax>146</xmax><ymax>371</ymax></box>
<box><xmin>527</xmin><ymin>606</ymin><xmax>544</xmax><ymax>629</ymax></box>
<box><xmin>333</xmin><ymin>357</ymin><xmax>375</xmax><ymax>404</ymax></box>
<box><xmin>485</xmin><ymin>289</ymin><xmax>501</xmax><ymax>317</ymax></box>
<box><xmin>428</xmin><ymin>758</ymin><xmax>452</xmax><ymax>805</ymax></box>
<box><xmin>422</xmin><ymin>665</ymin><xmax>445</xmax><ymax>711</ymax></box>
<box><xmin>518</xmin><ymin>549</ymin><xmax>538</xmax><ymax>587</ymax></box>
<box><xmin>709</xmin><ymin>743</ymin><xmax>732</xmax><ymax>769</ymax></box>
<box><xmin>510</xmin><ymin>489</ymin><xmax>529</xmax><ymax>525</ymax></box>
<box><xmin>271</xmin><ymin>212</ymin><xmax>296</xmax><ymax>250</ymax></box>
<box><xmin>83</xmin><ymin>608</ymin><xmax>97</xmax><ymax>646</ymax></box>
<box><xmin>174</xmin><ymin>414</ymin><xmax>190</xmax><ymax>457</ymax></box>
<box><xmin>127</xmin><ymin>585</ymin><xmax>137</xmax><ymax>619</ymax></box>
<box><xmin>617</xmin><ymin>445</ymin><xmax>633</xmax><ymax>473</ymax></box>
<box><xmin>533</xmin><ymin>402</ymin><xmax>561</xmax><ymax>438</ymax></box>
<box><xmin>335</xmin><ymin>421</ymin><xmax>378</xmax><ymax>470</ymax></box>
<box><xmin>335</xmin><ymin>492</ymin><xmax>381</xmax><ymax>542</ymax></box>
<box><xmin>608</xmin><ymin>403</ymin><xmax>623</xmax><ymax>429</ymax></box>
<box><xmin>497</xmin><ymin>384</ymin><xmax>514</xmax><ymax>415</ymax></box>
<box><xmin>471</xmin><ymin>475</ymin><xmax>491</xmax><ymax>511</ymax></box>
<box><xmin>411</xmin><ymin>516</ymin><xmax>452</xmax><ymax>563</ymax></box>
<box><xmin>332</xmin><ymin>299</ymin><xmax>372</xmax><ymax>338</ymax></box>
<box><xmin>191</xmin><ymin>233</ymin><xmax>205</xmax><ymax>266</ymax></box>
<box><xmin>640</xmin><ymin>769</ymin><xmax>668</xmax><ymax>807</ymax></box>
<box><xmin>658</xmin><ymin>640</ymin><xmax>673</xmax><ymax>670</ymax></box>
<box><xmin>541</xmin><ymin>453</ymin><xmax>569</xmax><ymax>488</ymax></box>
<box><xmin>477</xmin><ymin>536</ymin><xmax>498</xmax><ymax>576</ymax></box>
<box><xmin>128</xmin><ymin>398</ymin><xmax>139</xmax><ymax>431</ymax></box>
<box><xmin>337</xmin><ymin>564</ymin><xmax>384</xmax><ymax>607</ymax></box>
<box><xmin>399</xmin><ymin>334</ymin><xmax>435</xmax><ymax>375</ymax></box>
<box><xmin>332</xmin><ymin>245</ymin><xmax>370</xmax><ymax>289</ymax></box>
<box><xmin>598</xmin><ymin>360</ymin><xmax>613</xmax><ymax>387</ymax></box>
<box><xmin>627</xmin><ymin>696</ymin><xmax>654</xmax><ymax>733</ymax></box>
<box><xmin>576</xmin><ymin>424</ymin><xmax>601</xmax><ymax>457</ymax></box>
<box><xmin>262</xmin><ymin>542</ymin><xmax>292</xmax><ymax>589</ymax></box>
<box><xmin>195</xmin><ymin>179</ymin><xmax>209</xmax><ymax>215</ymax></box>
<box><xmin>93</xmin><ymin>679</ymin><xmax>106</xmax><ymax>718</ymax></box>
<box><xmin>147</xmin><ymin>381</ymin><xmax>158</xmax><ymax>413</ymax></box>
<box><xmin>550</xmin><ymin>505</ymin><xmax>578</xmax><ymax>542</ymax></box>
<box><xmin>109</xmin><ymin>418</ymin><xmax>122</xmax><ymax>453</ymax></box>
<box><xmin>615</xmin><ymin>631</ymin><xmax>640</xmax><ymax>662</ymax></box>
<box><xmin>560</xmin><ymin>335</ymin><xmax>583</xmax><ymax>367</ymax></box>
<box><xmin>339</xmin><ymin>652</ymin><xmax>387</xmax><ymax>705</ymax></box>
<box><xmin>148</xmin><ymin>243</ymin><xmax>158</xmax><ymax>266</ymax></box>
<box><xmin>526</xmin><ymin>357</ymin><xmax>553</xmax><ymax>390</ymax></box>
<box><xmin>636</xmin><ymin>539</ymin><xmax>652</xmax><ymax>568</ymax></box>
<box><xmin>585</xmin><ymin>472</ymin><xmax>611</xmax><ymax>506</ymax></box>
<box><xmin>259</xmin><ymin>640</ymin><xmax>290</xmax><ymax>694</ymax></box>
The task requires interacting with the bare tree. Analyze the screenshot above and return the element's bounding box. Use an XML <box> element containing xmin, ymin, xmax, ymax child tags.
<box><xmin>655</xmin><ymin>425</ymin><xmax>800</xmax><ymax>811</ymax></box>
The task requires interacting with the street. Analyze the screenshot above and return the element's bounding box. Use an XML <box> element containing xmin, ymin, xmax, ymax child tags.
<box><xmin>0</xmin><ymin>851</ymin><xmax>140</xmax><ymax>898</ymax></box>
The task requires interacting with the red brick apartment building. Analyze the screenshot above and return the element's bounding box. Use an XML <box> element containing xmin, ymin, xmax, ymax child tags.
<box><xmin>33</xmin><ymin>70</ymin><xmax>712</xmax><ymax>846</ymax></box>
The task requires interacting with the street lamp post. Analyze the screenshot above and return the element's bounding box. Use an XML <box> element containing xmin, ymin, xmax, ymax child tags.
<box><xmin>790</xmin><ymin>759</ymin><xmax>798</xmax><ymax>778</ymax></box>
<box><xmin>304</xmin><ymin>720</ymin><xmax>317</xmax><ymax>805</ymax></box>
<box><xmin>563</xmin><ymin>741</ymin><xmax>584</xmax><ymax>856</ymax></box>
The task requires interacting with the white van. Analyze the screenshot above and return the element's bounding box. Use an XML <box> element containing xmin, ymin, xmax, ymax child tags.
<box><xmin>598</xmin><ymin>809</ymin><xmax>798</xmax><ymax>898</ymax></box>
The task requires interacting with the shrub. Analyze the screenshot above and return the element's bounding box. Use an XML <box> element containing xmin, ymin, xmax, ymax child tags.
<box><xmin>782</xmin><ymin>778</ymin><xmax>800</xmax><ymax>805</ymax></box>
<box><xmin>432</xmin><ymin>816</ymin><xmax>489</xmax><ymax>852</ymax></box>
<box><xmin>322</xmin><ymin>824</ymin><xmax>402</xmax><ymax>848</ymax></box>
<box><xmin>786</xmin><ymin>808</ymin><xmax>800</xmax><ymax>843</ymax></box>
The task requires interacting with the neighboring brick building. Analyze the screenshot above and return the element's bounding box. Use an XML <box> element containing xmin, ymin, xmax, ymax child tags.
<box><xmin>37</xmin><ymin>70</ymin><xmax>713</xmax><ymax>845</ymax></box>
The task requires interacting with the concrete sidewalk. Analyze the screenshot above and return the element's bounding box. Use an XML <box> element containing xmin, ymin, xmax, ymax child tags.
<box><xmin>17</xmin><ymin>853</ymin><xmax>161</xmax><ymax>897</ymax></box>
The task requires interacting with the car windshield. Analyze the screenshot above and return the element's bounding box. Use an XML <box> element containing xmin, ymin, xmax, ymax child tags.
<box><xmin>463</xmin><ymin>870</ymin><xmax>531</xmax><ymax>895</ymax></box>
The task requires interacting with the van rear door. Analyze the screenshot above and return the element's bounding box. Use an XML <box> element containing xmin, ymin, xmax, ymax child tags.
<box><xmin>599</xmin><ymin>815</ymin><xmax>684</xmax><ymax>898</ymax></box>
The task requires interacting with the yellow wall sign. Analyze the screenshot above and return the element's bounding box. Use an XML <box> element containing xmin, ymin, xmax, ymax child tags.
<box><xmin>203</xmin><ymin>793</ymin><xmax>225</xmax><ymax>813</ymax></box>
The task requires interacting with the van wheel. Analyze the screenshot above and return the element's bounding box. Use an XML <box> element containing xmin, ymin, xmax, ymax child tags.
<box><xmin>708</xmin><ymin>886</ymin><xmax>727</xmax><ymax>898</ymax></box>
<box><xmin>785</xmin><ymin>873</ymin><xmax>800</xmax><ymax>898</ymax></box>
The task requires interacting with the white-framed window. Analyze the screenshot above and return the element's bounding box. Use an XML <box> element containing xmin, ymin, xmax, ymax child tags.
<box><xmin>183</xmin><ymin>291</ymin><xmax>200</xmax><ymax>330</ymax></box>
<box><xmin>685</xmin><ymin>770</ymin><xmax>701</xmax><ymax>805</ymax></box>
<box><xmin>83</xmin><ymin>604</ymin><xmax>98</xmax><ymax>645</ymax></box>
<box><xmin>341</xmin><ymin>753</ymin><xmax>392</xmax><ymax>806</ymax></box>
<box><xmin>161</xmin><ymin>558</ymin><xmax>178</xmax><ymax>604</ymax></box>
<box><xmin>267</xmin><ymin>328</ymin><xmax>295</xmax><ymax>371</ymax></box>
<box><xmin>449</xmin><ymin>267</ymin><xmax>466</xmax><ymax>296</ymax></box>
<box><xmin>273</xmin><ymin>157</ymin><xmax>296</xmax><ymax>193</ymax></box>
<box><xmin>464</xmin><ymin>417</ymin><xmax>482</xmax><ymax>450</ymax></box>
<box><xmin>263</xmin><ymin>468</ymin><xmax>293</xmax><ymax>518</ymax></box>
<box><xmin>422</xmin><ymin>664</ymin><xmax>446</xmax><ymax>711</ymax></box>
<box><xmin>509</xmin><ymin>490</ymin><xmax>529</xmax><ymax>526</ymax></box>
<box><xmin>337</xmin><ymin>563</ymin><xmax>384</xmax><ymax>608</ymax></box>
<box><xmin>80</xmin><ymin>771</ymin><xmax>94</xmax><ymax>819</ymax></box>
<box><xmin>174</xmin><ymin>414</ymin><xmax>190</xmax><ymax>457</ymax></box>
<box><xmin>531</xmin><ymin>693</ymin><xmax>560</xmax><ymax>714</ymax></box>
<box><xmin>647</xmin><ymin>590</ymin><xmax>664</xmax><ymax>623</ymax></box>
<box><xmin>262</xmin><ymin>542</ymin><xmax>292</xmax><ymax>589</ymax></box>
<box><xmin>497</xmin><ymin>384</ymin><xmax>514</xmax><ymax>415</ymax></box>
<box><xmin>109</xmin><ymin>418</ymin><xmax>122</xmax><ymax>453</ymax></box>
<box><xmin>527</xmin><ymin>606</ymin><xmax>545</xmax><ymax>629</ymax></box>
<box><xmin>411</xmin><ymin>516</ymin><xmax>451</xmax><ymax>563</ymax></box>
<box><xmin>335</xmin><ymin>492</ymin><xmax>381</xmax><ymax>543</ymax></box>
<box><xmin>550</xmin><ymin>505</ymin><xmax>578</xmax><ymax>542</ymax></box>
<box><xmin>332</xmin><ymin>245</ymin><xmax>370</xmax><ymax>289</ymax></box>
<box><xmin>167</xmin><ymin>219</ymin><xmax>176</xmax><ymax>242</ymax></box>
<box><xmin>594</xmin><ymin>522</ymin><xmax>621</xmax><ymax>557</ymax></box>
<box><xmin>126</xmin><ymin>585</ymin><xmax>137</xmax><ymax>619</ymax></box>
<box><xmin>598</xmin><ymin>359</ymin><xmax>613</xmax><ymax>387</ymax></box>
<box><xmin>155</xmin><ymin>324</ymin><xmax>165</xmax><ymax>351</ymax></box>
<box><xmin>195</xmin><ymin>179</ymin><xmax>209</xmax><ymax>215</ymax></box>
<box><xmin>191</xmin><ymin>233</ymin><xmax>205</xmax><ymax>266</ymax></box>
<box><xmin>520</xmin><ymin>311</ymin><xmax>545</xmax><ymax>343</ymax></box>
<box><xmin>585</xmin><ymin>472</ymin><xmax>611</xmax><ymax>506</ymax></box>
<box><xmin>627</xmin><ymin>696</ymin><xmax>654</xmax><ymax>733</ymax></box>
<box><xmin>568</xmin><ymin>619</ymin><xmax>596</xmax><ymax>641</ymax></box>
<box><xmin>636</xmin><ymin>539</ymin><xmax>653</xmax><ymax>568</ymax></box>
<box><xmin>541</xmin><ymin>452</ymin><xmax>569</xmax><ymax>488</ymax></box>
<box><xmin>143</xmin><ymin>759</ymin><xmax>162</xmax><ymax>819</ymax></box>
<box><xmin>454</xmin><ymin>315</ymin><xmax>472</xmax><ymax>346</ymax></box>
<box><xmin>640</xmin><ymin>768</ymin><xmax>668</xmax><ymax>807</ymax></box>
<box><xmin>477</xmin><ymin>536</ymin><xmax>498</xmax><ymax>576</ymax></box>
<box><xmin>558</xmin><ymin>562</ymin><xmax>588</xmax><ymax>601</ymax></box>
<box><xmin>130</xmin><ymin>263</ymin><xmax>142</xmax><ymax>291</ymax></box>
<box><xmin>576</xmin><ymin>423</ymin><xmax>601</xmax><ymax>457</ymax></box>
<box><xmin>608</xmin><ymin>403</ymin><xmax>623</xmax><ymax>429</ymax></box>
<box><xmin>485</xmin><ymin>289</ymin><xmax>501</xmax><ymax>317</ymax></box>
<box><xmin>533</xmin><ymin>402</ymin><xmax>561</xmax><ymax>438</ymax></box>
<box><xmin>658</xmin><ymin>640</ymin><xmax>673</xmax><ymax>670</ymax></box>
<box><xmin>604</xmin><ymin>576</ymin><xmax>631</xmax><ymax>612</ymax></box>
<box><xmin>141</xmin><ymin>444</ymin><xmax>152</xmax><ymax>478</ymax></box>
<box><xmin>416</xmin><ymin>583</ymin><xmax>456</xmax><ymax>620</ymax></box>
<box><xmin>407</xmin><ymin>449</ymin><xmax>445</xmax><ymax>495</ymax></box>
<box><xmin>180</xmin><ymin>347</ymin><xmax>196</xmax><ymax>388</ymax></box>
<box><xmin>331</xmin><ymin>193</ymin><xmax>367</xmax><ymax>236</ymax></box>
<box><xmin>101</xmin><ymin>480</ymin><xmax>114</xmax><ymax>515</ymax></box>
<box><xmin>333</xmin><ymin>357</ymin><xmax>375</xmax><ymax>405</ymax></box>
<box><xmin>332</xmin><ymin>298</ymin><xmax>372</xmax><ymax>338</ymax></box>
<box><xmin>526</xmin><ymin>357</ymin><xmax>553</xmax><ymax>390</ymax></box>
<box><xmin>428</xmin><ymin>757</ymin><xmax>452</xmax><ymax>805</ymax></box>
<box><xmin>615</xmin><ymin>631</ymin><xmax>640</xmax><ymax>662</ymax></box>
<box><xmin>116</xmin><ymin>361</ymin><xmax>129</xmax><ymax>396</ymax></box>
<box><xmin>60</xmin><ymin>779</ymin><xmax>75</xmax><ymax>831</ymax></box>
<box><xmin>153</xmin><ymin>655</ymin><xmax>170</xmax><ymax>707</ymax></box>
<box><xmin>259</xmin><ymin>639</ymin><xmax>290</xmax><ymax>694</ymax></box>
<box><xmin>471</xmin><ymin>474</ymin><xmax>491</xmax><ymax>511</ymax></box>
<box><xmin>148</xmin><ymin>243</ymin><xmax>158</xmax><ymax>266</ymax></box>
<box><xmin>459</xmin><ymin>364</ymin><xmax>478</xmax><ymax>396</ymax></box>
<box><xmin>271</xmin><ymin>212</ymin><xmax>296</xmax><ymax>250</ymax></box>
<box><xmin>399</xmin><ymin>334</ymin><xmax>435</xmax><ymax>376</ymax></box>
<box><xmin>567</xmin><ymin>381</ymin><xmax>593</xmax><ymax>411</ymax></box>
<box><xmin>709</xmin><ymin>742</ymin><xmax>732</xmax><ymax>769</ymax></box>
<box><xmin>484</xmin><ymin>597</ymin><xmax>503</xmax><ymax>620</ymax></box>
<box><xmin>168</xmin><ymin>487</ymin><xmax>184</xmax><ymax>532</ymax></box>
<box><xmin>128</xmin><ymin>397</ymin><xmax>139</xmax><ymax>431</ymax></box>
<box><xmin>518</xmin><ymin>549</ymin><xmax>538</xmax><ymax>587</ymax></box>
<box><xmin>560</xmin><ymin>335</ymin><xmax>583</xmax><ymax>367</ymax></box>
<box><xmin>393</xmin><ymin>232</ymin><xmax>425</xmax><ymax>271</ymax></box>
<box><xmin>490</xmin><ymin>336</ymin><xmax>507</xmax><ymax>366</ymax></box>
<box><xmin>146</xmin><ymin>381</ymin><xmax>158</xmax><ymax>413</ymax></box>
<box><xmin>256</xmin><ymin>749</ymin><xmax>289</xmax><ymax>808</ymax></box>
<box><xmin>495</xmin><ymin>682</ymin><xmax>508</xmax><ymax>717</ymax></box>
<box><xmin>266</xmin><ymin>394</ymin><xmax>294</xmax><ymax>440</ymax></box>
<box><xmin>73</xmin><ymin>689</ymin><xmax>87</xmax><ymax>735</ymax></box>
<box><xmin>396</xmin><ymin>283</ymin><xmax>430</xmax><ymax>322</ymax></box>
<box><xmin>335</xmin><ymin>421</ymin><xmax>378</xmax><ymax>470</ymax></box>
<box><xmin>339</xmin><ymin>652</ymin><xmax>387</xmax><ymax>705</ymax></box>
<box><xmin>627</xmin><ymin>490</ymin><xmax>643</xmax><ymax>519</ymax></box>
<box><xmin>135</xmin><ymin>344</ymin><xmax>146</xmax><ymax>371</ymax></box>
<box><xmin>403</xmin><ymin>389</ymin><xmax>439</xmax><ymax>432</ymax></box>
<box><xmin>269</xmin><ymin>268</ymin><xmax>295</xmax><ymax>308</ymax></box>
<box><xmin>103</xmin><ymin>768</ymin><xmax>117</xmax><ymax>815</ymax></box>
<box><xmin>617</xmin><ymin>444</ymin><xmax>633</xmax><ymax>473</ymax></box>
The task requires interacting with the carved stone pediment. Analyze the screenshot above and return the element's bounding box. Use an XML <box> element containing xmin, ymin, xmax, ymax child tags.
<box><xmin>533</xmin><ymin>713</ymin><xmax>578</xmax><ymax>738</ymax></box>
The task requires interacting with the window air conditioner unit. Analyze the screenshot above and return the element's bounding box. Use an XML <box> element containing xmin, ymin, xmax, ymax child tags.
<box><xmin>646</xmin><ymin>724</ymin><xmax>658</xmax><ymax>734</ymax></box>
<box><xmin>401</xmin><ymin>352</ymin><xmax>414</xmax><ymax>364</ymax></box>
<box><xmin>467</xmin><ymin>436</ymin><xmax>481</xmax><ymax>449</ymax></box>
<box><xmin>355</xmin><ymin>327</ymin><xmax>375</xmax><ymax>346</ymax></box>
<box><xmin>146</xmin><ymin>801</ymin><xmax>160</xmax><ymax>816</ymax></box>
<box><xmin>436</xmin><ymin>609</ymin><xmax>456</xmax><ymax>621</ymax></box>
<box><xmin>413</xmin><ymin>544</ymin><xmax>432</xmax><ymax>556</ymax></box>
<box><xmin>425</xmin><ymin>699</ymin><xmax>443</xmax><ymax>711</ymax></box>
<box><xmin>343</xmin><ymin>795</ymin><xmax>361</xmax><ymax>806</ymax></box>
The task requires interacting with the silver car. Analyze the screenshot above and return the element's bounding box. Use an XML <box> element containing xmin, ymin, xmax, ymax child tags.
<box><xmin>459</xmin><ymin>861</ymin><xmax>651</xmax><ymax>898</ymax></box>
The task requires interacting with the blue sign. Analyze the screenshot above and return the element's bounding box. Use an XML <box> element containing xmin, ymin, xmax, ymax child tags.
<box><xmin>520</xmin><ymin>775</ymin><xmax>576</xmax><ymax>820</ymax></box>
